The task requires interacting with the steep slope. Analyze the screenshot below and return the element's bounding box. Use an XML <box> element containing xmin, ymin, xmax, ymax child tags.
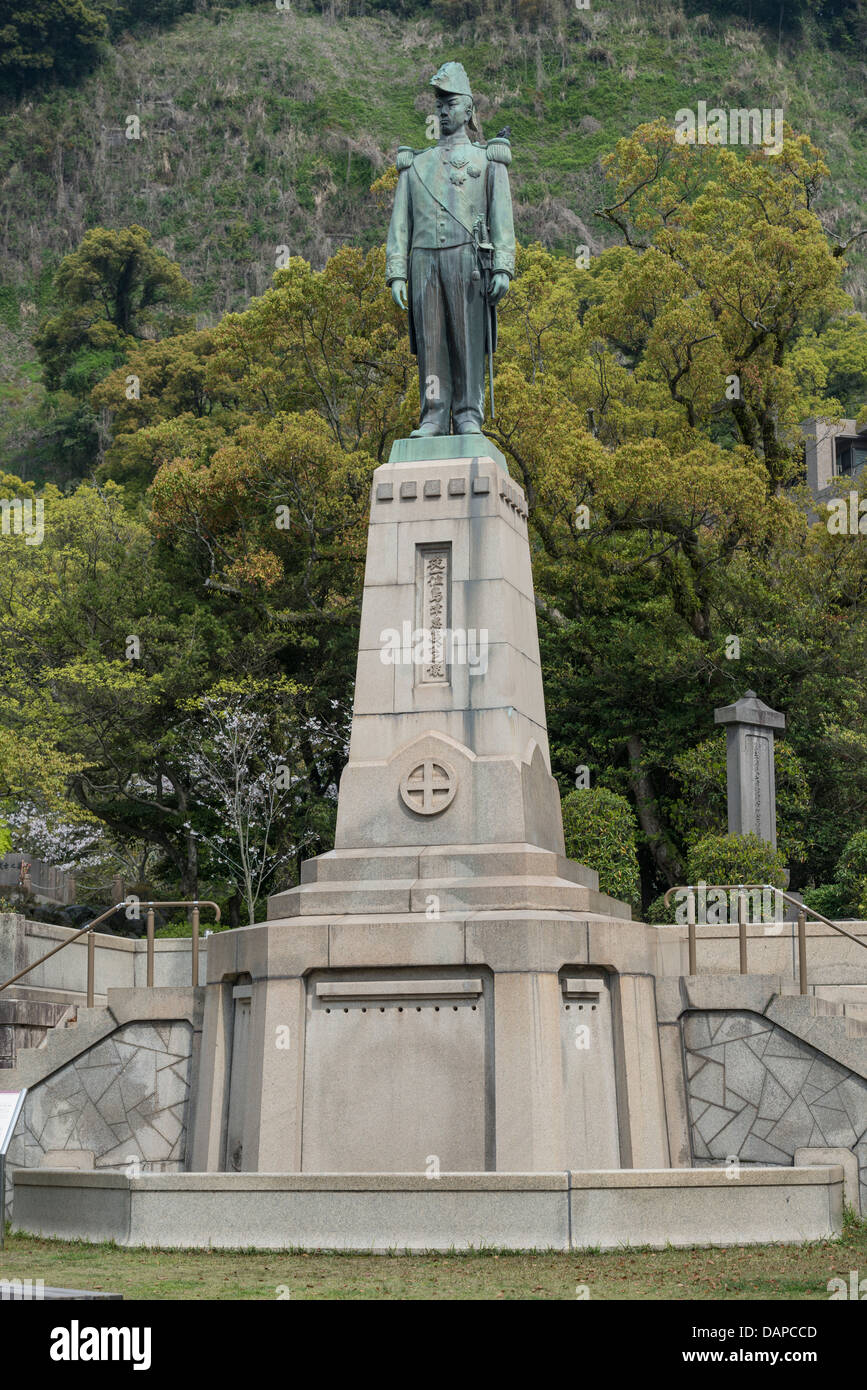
<box><xmin>1</xmin><ymin>2</ymin><xmax>865</xmax><ymax>469</ymax></box>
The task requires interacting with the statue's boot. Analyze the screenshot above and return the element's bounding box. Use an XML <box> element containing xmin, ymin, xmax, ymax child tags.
<box><xmin>410</xmin><ymin>424</ymin><xmax>443</xmax><ymax>437</ymax></box>
<box><xmin>453</xmin><ymin>415</ymin><xmax>484</xmax><ymax>435</ymax></box>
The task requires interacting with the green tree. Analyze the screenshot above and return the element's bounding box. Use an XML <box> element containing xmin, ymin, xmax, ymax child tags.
<box><xmin>0</xmin><ymin>472</ymin><xmax>351</xmax><ymax>906</ymax></box>
<box><xmin>589</xmin><ymin>122</ymin><xmax>846</xmax><ymax>491</ymax></box>
<box><xmin>0</xmin><ymin>0</ymin><xmax>106</xmax><ymax>94</ymax></box>
<box><xmin>489</xmin><ymin>124</ymin><xmax>866</xmax><ymax>899</ymax></box>
<box><xmin>35</xmin><ymin>225</ymin><xmax>192</xmax><ymax>396</ymax></box>
<box><xmin>0</xmin><ymin>479</ymin><xmax>234</xmax><ymax>898</ymax></box>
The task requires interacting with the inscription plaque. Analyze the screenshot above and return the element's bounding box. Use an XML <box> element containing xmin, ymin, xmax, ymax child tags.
<box><xmin>416</xmin><ymin>543</ymin><xmax>451</xmax><ymax>684</ymax></box>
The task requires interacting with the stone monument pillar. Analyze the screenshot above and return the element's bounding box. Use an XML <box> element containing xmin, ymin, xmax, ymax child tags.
<box><xmin>713</xmin><ymin>691</ymin><xmax>785</xmax><ymax>847</ymax></box>
<box><xmin>270</xmin><ymin>433</ymin><xmax>565</xmax><ymax>874</ymax></box>
<box><xmin>189</xmin><ymin>435</ymin><xmax>675</xmax><ymax>1178</ymax></box>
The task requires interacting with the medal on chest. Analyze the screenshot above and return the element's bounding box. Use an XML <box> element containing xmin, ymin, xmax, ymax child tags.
<box><xmin>448</xmin><ymin>152</ymin><xmax>482</xmax><ymax>187</ymax></box>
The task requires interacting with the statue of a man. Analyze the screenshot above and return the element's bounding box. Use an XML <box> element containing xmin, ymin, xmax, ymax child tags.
<box><xmin>386</xmin><ymin>61</ymin><xmax>515</xmax><ymax>437</ymax></box>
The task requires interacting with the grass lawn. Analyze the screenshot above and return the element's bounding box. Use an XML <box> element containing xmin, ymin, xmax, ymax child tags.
<box><xmin>2</xmin><ymin>1216</ymin><xmax>865</xmax><ymax>1300</ymax></box>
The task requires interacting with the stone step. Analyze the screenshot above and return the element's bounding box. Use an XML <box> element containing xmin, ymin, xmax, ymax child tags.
<box><xmin>13</xmin><ymin>1002</ymin><xmax>109</xmax><ymax>1047</ymax></box>
<box><xmin>424</xmin><ymin>847</ymin><xmax>599</xmax><ymax>890</ymax></box>
<box><xmin>4</xmin><ymin>987</ymin><xmax>201</xmax><ymax>1091</ymax></box>
<box><xmin>301</xmin><ymin>848</ymin><xmax>420</xmax><ymax>884</ymax></box>
<box><xmin>298</xmin><ymin>843</ymin><xmax>601</xmax><ymax>891</ymax></box>
<box><xmin>7</xmin><ymin>1004</ymin><xmax>117</xmax><ymax>1088</ymax></box>
<box><xmin>585</xmin><ymin>888</ymin><xmax>634</xmax><ymax>922</ymax></box>
<box><xmin>418</xmin><ymin>878</ymin><xmax>631</xmax><ymax>918</ymax></box>
<box><xmin>270</xmin><ymin>874</ymin><xmax>606</xmax><ymax>919</ymax></box>
<box><xmin>409</xmin><ymin>875</ymin><xmax>592</xmax><ymax>914</ymax></box>
<box><xmin>273</xmin><ymin>880</ymin><xmax>416</xmax><ymax>918</ymax></box>
<box><xmin>273</xmin><ymin>843</ymin><xmax>616</xmax><ymax>922</ymax></box>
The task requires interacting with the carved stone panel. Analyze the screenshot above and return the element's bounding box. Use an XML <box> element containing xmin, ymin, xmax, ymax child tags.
<box><xmin>400</xmin><ymin>759</ymin><xmax>457</xmax><ymax>816</ymax></box>
<box><xmin>415</xmin><ymin>543</ymin><xmax>450</xmax><ymax>685</ymax></box>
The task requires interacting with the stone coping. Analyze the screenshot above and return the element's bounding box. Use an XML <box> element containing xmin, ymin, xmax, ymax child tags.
<box><xmin>15</xmin><ymin>918</ymin><xmax>207</xmax><ymax>952</ymax></box>
<box><xmin>262</xmin><ymin>909</ymin><xmax>634</xmax><ymax>929</ymax></box>
<box><xmin>656</xmin><ymin>919</ymin><xmax>867</xmax><ymax>939</ymax></box>
<box><xmin>568</xmin><ymin>1166</ymin><xmax>842</xmax><ymax>1188</ymax></box>
<box><xmin>14</xmin><ymin>1167</ymin><xmax>843</xmax><ymax>1250</ymax></box>
<box><xmin>387</xmin><ymin>435</ymin><xmax>509</xmax><ymax>471</ymax></box>
<box><xmin>16</xmin><ymin>1166</ymin><xmax>842</xmax><ymax>1192</ymax></box>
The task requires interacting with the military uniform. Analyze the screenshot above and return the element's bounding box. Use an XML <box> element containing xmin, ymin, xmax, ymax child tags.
<box><xmin>386</xmin><ymin>63</ymin><xmax>516</xmax><ymax>435</ymax></box>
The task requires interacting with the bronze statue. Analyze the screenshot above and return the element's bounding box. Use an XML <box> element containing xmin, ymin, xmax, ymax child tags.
<box><xmin>386</xmin><ymin>61</ymin><xmax>516</xmax><ymax>437</ymax></box>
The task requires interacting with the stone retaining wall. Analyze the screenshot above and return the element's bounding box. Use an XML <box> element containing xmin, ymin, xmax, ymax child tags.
<box><xmin>683</xmin><ymin>1009</ymin><xmax>867</xmax><ymax>1211</ymax></box>
<box><xmin>4</xmin><ymin>1019</ymin><xmax>195</xmax><ymax>1218</ymax></box>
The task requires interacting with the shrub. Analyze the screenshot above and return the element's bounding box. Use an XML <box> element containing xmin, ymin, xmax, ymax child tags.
<box><xmin>645</xmin><ymin>892</ymin><xmax>678</xmax><ymax>925</ymax></box>
<box><xmin>685</xmin><ymin>832</ymin><xmax>788</xmax><ymax>890</ymax></box>
<box><xmin>803</xmin><ymin>830</ymin><xmax>867</xmax><ymax>920</ymax></box>
<box><xmin>561</xmin><ymin>787</ymin><xmax>640</xmax><ymax>908</ymax></box>
<box><xmin>835</xmin><ymin>829</ymin><xmax>867</xmax><ymax>917</ymax></box>
<box><xmin>801</xmin><ymin>882</ymin><xmax>851</xmax><ymax>920</ymax></box>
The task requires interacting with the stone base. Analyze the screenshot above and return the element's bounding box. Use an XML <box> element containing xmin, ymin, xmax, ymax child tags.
<box><xmin>334</xmin><ymin>736</ymin><xmax>567</xmax><ymax>853</ymax></box>
<box><xmin>12</xmin><ymin>1166</ymin><xmax>844</xmax><ymax>1251</ymax></box>
<box><xmin>187</xmin><ymin>840</ymin><xmax>654</xmax><ymax>1175</ymax></box>
<box><xmin>267</xmin><ymin>840</ymin><xmax>631</xmax><ymax>920</ymax></box>
<box><xmin>193</xmin><ymin>847</ymin><xmax>668</xmax><ymax>1176</ymax></box>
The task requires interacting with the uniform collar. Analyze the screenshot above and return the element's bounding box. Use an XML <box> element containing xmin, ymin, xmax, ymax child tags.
<box><xmin>438</xmin><ymin>131</ymin><xmax>473</xmax><ymax>150</ymax></box>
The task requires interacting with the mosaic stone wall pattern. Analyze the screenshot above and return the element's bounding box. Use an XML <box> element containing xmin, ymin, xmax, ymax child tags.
<box><xmin>4</xmin><ymin>1021</ymin><xmax>193</xmax><ymax>1215</ymax></box>
<box><xmin>683</xmin><ymin>1010</ymin><xmax>867</xmax><ymax>1209</ymax></box>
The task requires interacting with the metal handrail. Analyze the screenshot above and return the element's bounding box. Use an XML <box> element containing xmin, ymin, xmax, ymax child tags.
<box><xmin>662</xmin><ymin>882</ymin><xmax>867</xmax><ymax>994</ymax></box>
<box><xmin>0</xmin><ymin>899</ymin><xmax>220</xmax><ymax>1006</ymax></box>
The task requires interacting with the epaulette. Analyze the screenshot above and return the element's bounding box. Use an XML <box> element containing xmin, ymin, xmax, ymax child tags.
<box><xmin>396</xmin><ymin>146</ymin><xmax>417</xmax><ymax>171</ymax></box>
<box><xmin>485</xmin><ymin>136</ymin><xmax>512</xmax><ymax>165</ymax></box>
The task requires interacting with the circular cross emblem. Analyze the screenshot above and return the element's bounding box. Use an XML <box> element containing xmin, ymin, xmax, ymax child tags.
<box><xmin>400</xmin><ymin>759</ymin><xmax>457</xmax><ymax>816</ymax></box>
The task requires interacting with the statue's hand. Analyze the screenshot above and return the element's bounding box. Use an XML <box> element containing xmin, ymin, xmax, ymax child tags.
<box><xmin>391</xmin><ymin>279</ymin><xmax>408</xmax><ymax>311</ymax></box>
<box><xmin>487</xmin><ymin>272</ymin><xmax>510</xmax><ymax>306</ymax></box>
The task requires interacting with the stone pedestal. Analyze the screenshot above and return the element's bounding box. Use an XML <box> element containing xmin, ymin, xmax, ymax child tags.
<box><xmin>332</xmin><ymin>433</ymin><xmax>563</xmax><ymax>854</ymax></box>
<box><xmin>190</xmin><ymin>437</ymin><xmax>671</xmax><ymax>1174</ymax></box>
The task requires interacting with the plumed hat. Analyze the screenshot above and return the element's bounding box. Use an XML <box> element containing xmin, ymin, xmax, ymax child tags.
<box><xmin>430</xmin><ymin>61</ymin><xmax>472</xmax><ymax>98</ymax></box>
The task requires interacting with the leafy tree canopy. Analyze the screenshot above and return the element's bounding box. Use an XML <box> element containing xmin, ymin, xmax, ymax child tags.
<box><xmin>36</xmin><ymin>225</ymin><xmax>192</xmax><ymax>397</ymax></box>
<box><xmin>3</xmin><ymin>121</ymin><xmax>867</xmax><ymax>914</ymax></box>
<box><xmin>0</xmin><ymin>0</ymin><xmax>107</xmax><ymax>93</ymax></box>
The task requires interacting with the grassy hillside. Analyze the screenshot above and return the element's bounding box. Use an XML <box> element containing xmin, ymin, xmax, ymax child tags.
<box><xmin>1</xmin><ymin>1</ymin><xmax>866</xmax><ymax>474</ymax></box>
